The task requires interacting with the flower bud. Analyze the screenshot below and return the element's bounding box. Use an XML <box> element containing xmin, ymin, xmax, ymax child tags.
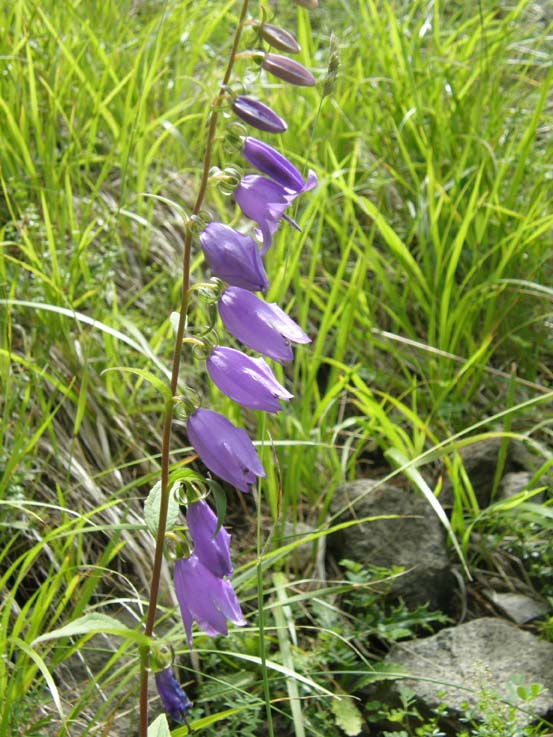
<box><xmin>292</xmin><ymin>0</ymin><xmax>319</xmax><ymax>8</ymax></box>
<box><xmin>262</xmin><ymin>54</ymin><xmax>316</xmax><ymax>87</ymax></box>
<box><xmin>232</xmin><ymin>95</ymin><xmax>287</xmax><ymax>133</ymax></box>
<box><xmin>260</xmin><ymin>23</ymin><xmax>301</xmax><ymax>54</ymax></box>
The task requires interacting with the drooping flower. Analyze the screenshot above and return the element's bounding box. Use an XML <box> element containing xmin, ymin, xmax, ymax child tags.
<box><xmin>218</xmin><ymin>286</ymin><xmax>311</xmax><ymax>364</ymax></box>
<box><xmin>187</xmin><ymin>499</ymin><xmax>232</xmax><ymax>578</ymax></box>
<box><xmin>259</xmin><ymin>23</ymin><xmax>301</xmax><ymax>54</ymax></box>
<box><xmin>187</xmin><ymin>408</ymin><xmax>265</xmax><ymax>493</ymax></box>
<box><xmin>175</xmin><ymin>555</ymin><xmax>247</xmax><ymax>648</ymax></box>
<box><xmin>262</xmin><ymin>54</ymin><xmax>316</xmax><ymax>87</ymax></box>
<box><xmin>199</xmin><ymin>222</ymin><xmax>268</xmax><ymax>291</ymax></box>
<box><xmin>234</xmin><ymin>171</ymin><xmax>315</xmax><ymax>253</ymax></box>
<box><xmin>154</xmin><ymin>667</ymin><xmax>193</xmax><ymax>723</ymax></box>
<box><xmin>232</xmin><ymin>95</ymin><xmax>287</xmax><ymax>133</ymax></box>
<box><xmin>207</xmin><ymin>346</ymin><xmax>293</xmax><ymax>412</ymax></box>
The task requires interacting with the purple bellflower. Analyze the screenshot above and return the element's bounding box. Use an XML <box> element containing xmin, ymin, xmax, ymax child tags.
<box><xmin>187</xmin><ymin>499</ymin><xmax>232</xmax><ymax>578</ymax></box>
<box><xmin>199</xmin><ymin>222</ymin><xmax>269</xmax><ymax>291</ymax></box>
<box><xmin>218</xmin><ymin>286</ymin><xmax>311</xmax><ymax>364</ymax></box>
<box><xmin>187</xmin><ymin>408</ymin><xmax>266</xmax><ymax>493</ymax></box>
<box><xmin>207</xmin><ymin>346</ymin><xmax>293</xmax><ymax>412</ymax></box>
<box><xmin>234</xmin><ymin>175</ymin><xmax>296</xmax><ymax>253</ymax></box>
<box><xmin>155</xmin><ymin>667</ymin><xmax>193</xmax><ymax>723</ymax></box>
<box><xmin>175</xmin><ymin>555</ymin><xmax>246</xmax><ymax>648</ymax></box>
<box><xmin>232</xmin><ymin>95</ymin><xmax>287</xmax><ymax>133</ymax></box>
<box><xmin>235</xmin><ymin>166</ymin><xmax>317</xmax><ymax>252</ymax></box>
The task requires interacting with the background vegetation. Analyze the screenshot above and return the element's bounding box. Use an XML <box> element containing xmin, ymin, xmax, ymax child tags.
<box><xmin>0</xmin><ymin>0</ymin><xmax>551</xmax><ymax>734</ymax></box>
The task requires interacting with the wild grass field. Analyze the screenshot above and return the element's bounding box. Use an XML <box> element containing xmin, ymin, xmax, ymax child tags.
<box><xmin>1</xmin><ymin>0</ymin><xmax>552</xmax><ymax>735</ymax></box>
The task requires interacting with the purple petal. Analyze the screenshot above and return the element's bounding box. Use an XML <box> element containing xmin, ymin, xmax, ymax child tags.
<box><xmin>232</xmin><ymin>95</ymin><xmax>287</xmax><ymax>133</ymax></box>
<box><xmin>155</xmin><ymin>668</ymin><xmax>193</xmax><ymax>722</ymax></box>
<box><xmin>242</xmin><ymin>137</ymin><xmax>305</xmax><ymax>192</ymax></box>
<box><xmin>187</xmin><ymin>500</ymin><xmax>233</xmax><ymax>578</ymax></box>
<box><xmin>175</xmin><ymin>556</ymin><xmax>246</xmax><ymax>647</ymax></box>
<box><xmin>200</xmin><ymin>222</ymin><xmax>268</xmax><ymax>292</ymax></box>
<box><xmin>219</xmin><ymin>287</ymin><xmax>310</xmax><ymax>363</ymax></box>
<box><xmin>234</xmin><ymin>175</ymin><xmax>292</xmax><ymax>253</ymax></box>
<box><xmin>207</xmin><ymin>347</ymin><xmax>293</xmax><ymax>412</ymax></box>
<box><xmin>187</xmin><ymin>408</ymin><xmax>265</xmax><ymax>493</ymax></box>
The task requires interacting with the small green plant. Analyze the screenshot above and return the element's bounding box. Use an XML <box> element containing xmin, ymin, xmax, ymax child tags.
<box><xmin>459</xmin><ymin>675</ymin><xmax>548</xmax><ymax>737</ymax></box>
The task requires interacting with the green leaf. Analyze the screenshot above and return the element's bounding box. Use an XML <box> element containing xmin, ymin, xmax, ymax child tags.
<box><xmin>331</xmin><ymin>694</ymin><xmax>363</xmax><ymax>736</ymax></box>
<box><xmin>101</xmin><ymin>366</ymin><xmax>172</xmax><ymax>401</ymax></box>
<box><xmin>144</xmin><ymin>480</ymin><xmax>181</xmax><ymax>536</ymax></box>
<box><xmin>32</xmin><ymin>613</ymin><xmax>149</xmax><ymax>646</ymax></box>
<box><xmin>148</xmin><ymin>714</ymin><xmax>171</xmax><ymax>737</ymax></box>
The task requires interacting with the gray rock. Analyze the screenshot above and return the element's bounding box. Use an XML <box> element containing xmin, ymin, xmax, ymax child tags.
<box><xmin>483</xmin><ymin>590</ymin><xmax>550</xmax><ymax>624</ymax></box>
<box><xmin>385</xmin><ymin>617</ymin><xmax>553</xmax><ymax>725</ymax></box>
<box><xmin>329</xmin><ymin>480</ymin><xmax>454</xmax><ymax>610</ymax></box>
<box><xmin>499</xmin><ymin>471</ymin><xmax>545</xmax><ymax>503</ymax></box>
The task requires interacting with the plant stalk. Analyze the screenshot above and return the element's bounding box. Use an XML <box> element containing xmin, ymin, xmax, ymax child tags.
<box><xmin>138</xmin><ymin>2</ymin><xmax>250</xmax><ymax>734</ymax></box>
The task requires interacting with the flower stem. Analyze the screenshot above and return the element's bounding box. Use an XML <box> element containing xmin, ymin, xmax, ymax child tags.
<box><xmin>138</xmin><ymin>2</ymin><xmax>250</xmax><ymax>735</ymax></box>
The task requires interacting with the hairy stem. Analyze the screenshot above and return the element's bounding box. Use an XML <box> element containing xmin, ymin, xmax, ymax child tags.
<box><xmin>138</xmin><ymin>2</ymin><xmax>250</xmax><ymax>735</ymax></box>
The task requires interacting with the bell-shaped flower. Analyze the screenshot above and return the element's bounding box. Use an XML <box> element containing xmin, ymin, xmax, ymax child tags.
<box><xmin>207</xmin><ymin>346</ymin><xmax>293</xmax><ymax>412</ymax></box>
<box><xmin>187</xmin><ymin>499</ymin><xmax>232</xmax><ymax>578</ymax></box>
<box><xmin>175</xmin><ymin>554</ymin><xmax>246</xmax><ymax>648</ymax></box>
<box><xmin>199</xmin><ymin>222</ymin><xmax>268</xmax><ymax>291</ymax></box>
<box><xmin>262</xmin><ymin>54</ymin><xmax>316</xmax><ymax>87</ymax></box>
<box><xmin>154</xmin><ymin>667</ymin><xmax>193</xmax><ymax>723</ymax></box>
<box><xmin>187</xmin><ymin>408</ymin><xmax>265</xmax><ymax>493</ymax></box>
<box><xmin>235</xmin><ymin>164</ymin><xmax>316</xmax><ymax>252</ymax></box>
<box><xmin>218</xmin><ymin>286</ymin><xmax>311</xmax><ymax>364</ymax></box>
<box><xmin>232</xmin><ymin>95</ymin><xmax>287</xmax><ymax>133</ymax></box>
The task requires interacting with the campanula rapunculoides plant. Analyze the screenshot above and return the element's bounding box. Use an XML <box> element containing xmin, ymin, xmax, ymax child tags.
<box><xmin>140</xmin><ymin>2</ymin><xmax>319</xmax><ymax>734</ymax></box>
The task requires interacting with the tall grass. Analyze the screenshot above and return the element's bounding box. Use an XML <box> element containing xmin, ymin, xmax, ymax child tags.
<box><xmin>0</xmin><ymin>0</ymin><xmax>552</xmax><ymax>733</ymax></box>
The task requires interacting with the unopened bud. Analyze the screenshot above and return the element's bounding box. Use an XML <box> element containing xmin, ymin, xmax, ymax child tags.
<box><xmin>262</xmin><ymin>54</ymin><xmax>316</xmax><ymax>87</ymax></box>
<box><xmin>232</xmin><ymin>95</ymin><xmax>287</xmax><ymax>133</ymax></box>
<box><xmin>260</xmin><ymin>23</ymin><xmax>301</xmax><ymax>54</ymax></box>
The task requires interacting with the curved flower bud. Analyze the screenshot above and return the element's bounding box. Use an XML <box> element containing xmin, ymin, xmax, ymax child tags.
<box><xmin>155</xmin><ymin>667</ymin><xmax>193</xmax><ymax>722</ymax></box>
<box><xmin>219</xmin><ymin>286</ymin><xmax>311</xmax><ymax>364</ymax></box>
<box><xmin>187</xmin><ymin>408</ymin><xmax>265</xmax><ymax>493</ymax></box>
<box><xmin>175</xmin><ymin>555</ymin><xmax>247</xmax><ymax>647</ymax></box>
<box><xmin>259</xmin><ymin>23</ymin><xmax>301</xmax><ymax>54</ymax></box>
<box><xmin>187</xmin><ymin>499</ymin><xmax>232</xmax><ymax>578</ymax></box>
<box><xmin>242</xmin><ymin>137</ymin><xmax>304</xmax><ymax>191</ymax></box>
<box><xmin>262</xmin><ymin>54</ymin><xmax>316</xmax><ymax>87</ymax></box>
<box><xmin>232</xmin><ymin>95</ymin><xmax>287</xmax><ymax>133</ymax></box>
<box><xmin>207</xmin><ymin>346</ymin><xmax>293</xmax><ymax>412</ymax></box>
<box><xmin>200</xmin><ymin>222</ymin><xmax>269</xmax><ymax>291</ymax></box>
